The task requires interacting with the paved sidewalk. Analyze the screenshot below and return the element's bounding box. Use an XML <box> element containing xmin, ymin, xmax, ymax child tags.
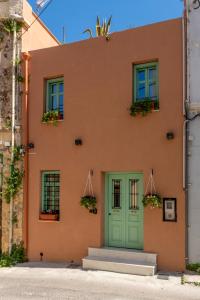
<box><xmin>0</xmin><ymin>263</ymin><xmax>199</xmax><ymax>300</ymax></box>
<box><xmin>184</xmin><ymin>271</ymin><xmax>200</xmax><ymax>285</ymax></box>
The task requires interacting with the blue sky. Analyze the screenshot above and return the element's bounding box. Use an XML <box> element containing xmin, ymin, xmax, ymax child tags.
<box><xmin>28</xmin><ymin>0</ymin><xmax>183</xmax><ymax>43</ymax></box>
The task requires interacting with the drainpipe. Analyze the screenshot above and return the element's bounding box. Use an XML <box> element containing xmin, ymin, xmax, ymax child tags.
<box><xmin>183</xmin><ymin>0</ymin><xmax>189</xmax><ymax>265</ymax></box>
<box><xmin>9</xmin><ymin>19</ymin><xmax>17</xmax><ymax>255</ymax></box>
<box><xmin>22</xmin><ymin>52</ymin><xmax>30</xmax><ymax>255</ymax></box>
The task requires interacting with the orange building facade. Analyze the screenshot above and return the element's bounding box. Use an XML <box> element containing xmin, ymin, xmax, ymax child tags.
<box><xmin>25</xmin><ymin>18</ymin><xmax>185</xmax><ymax>272</ymax></box>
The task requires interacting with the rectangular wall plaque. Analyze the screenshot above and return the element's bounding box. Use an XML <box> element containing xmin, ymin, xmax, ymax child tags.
<box><xmin>163</xmin><ymin>198</ymin><xmax>177</xmax><ymax>222</ymax></box>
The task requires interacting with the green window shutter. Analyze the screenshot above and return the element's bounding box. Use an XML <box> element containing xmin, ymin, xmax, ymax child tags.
<box><xmin>46</xmin><ymin>78</ymin><xmax>64</xmax><ymax>119</ymax></box>
<box><xmin>41</xmin><ymin>171</ymin><xmax>60</xmax><ymax>213</ymax></box>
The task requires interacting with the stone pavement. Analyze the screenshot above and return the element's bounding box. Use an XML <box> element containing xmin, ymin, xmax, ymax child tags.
<box><xmin>0</xmin><ymin>262</ymin><xmax>200</xmax><ymax>300</ymax></box>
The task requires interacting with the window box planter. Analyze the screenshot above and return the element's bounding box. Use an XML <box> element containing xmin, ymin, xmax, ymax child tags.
<box><xmin>42</xmin><ymin>110</ymin><xmax>63</xmax><ymax>126</ymax></box>
<box><xmin>130</xmin><ymin>99</ymin><xmax>159</xmax><ymax>117</ymax></box>
<box><xmin>39</xmin><ymin>212</ymin><xmax>59</xmax><ymax>221</ymax></box>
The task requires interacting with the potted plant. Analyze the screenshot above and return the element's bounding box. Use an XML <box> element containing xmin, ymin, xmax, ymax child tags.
<box><xmin>42</xmin><ymin>110</ymin><xmax>62</xmax><ymax>126</ymax></box>
<box><xmin>39</xmin><ymin>210</ymin><xmax>59</xmax><ymax>221</ymax></box>
<box><xmin>80</xmin><ymin>195</ymin><xmax>97</xmax><ymax>214</ymax></box>
<box><xmin>142</xmin><ymin>193</ymin><xmax>162</xmax><ymax>208</ymax></box>
<box><xmin>130</xmin><ymin>99</ymin><xmax>159</xmax><ymax>117</ymax></box>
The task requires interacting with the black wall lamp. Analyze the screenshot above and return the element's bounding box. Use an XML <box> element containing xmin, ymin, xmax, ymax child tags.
<box><xmin>75</xmin><ymin>138</ymin><xmax>82</xmax><ymax>146</ymax></box>
<box><xmin>27</xmin><ymin>142</ymin><xmax>35</xmax><ymax>149</ymax></box>
<box><xmin>166</xmin><ymin>132</ymin><xmax>174</xmax><ymax>140</ymax></box>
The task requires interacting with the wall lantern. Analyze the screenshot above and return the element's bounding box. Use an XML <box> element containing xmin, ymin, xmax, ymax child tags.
<box><xmin>166</xmin><ymin>132</ymin><xmax>174</xmax><ymax>140</ymax></box>
<box><xmin>163</xmin><ymin>198</ymin><xmax>177</xmax><ymax>222</ymax></box>
<box><xmin>75</xmin><ymin>138</ymin><xmax>82</xmax><ymax>146</ymax></box>
<box><xmin>27</xmin><ymin>142</ymin><xmax>34</xmax><ymax>149</ymax></box>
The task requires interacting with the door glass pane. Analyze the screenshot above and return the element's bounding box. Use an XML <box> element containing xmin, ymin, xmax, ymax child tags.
<box><xmin>130</xmin><ymin>179</ymin><xmax>139</xmax><ymax>209</ymax></box>
<box><xmin>137</xmin><ymin>83</ymin><xmax>145</xmax><ymax>100</ymax></box>
<box><xmin>137</xmin><ymin>69</ymin><xmax>145</xmax><ymax>81</ymax></box>
<box><xmin>112</xmin><ymin>180</ymin><xmax>121</xmax><ymax>208</ymax></box>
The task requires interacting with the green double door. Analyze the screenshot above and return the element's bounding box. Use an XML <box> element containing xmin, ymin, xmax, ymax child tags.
<box><xmin>105</xmin><ymin>173</ymin><xmax>144</xmax><ymax>249</ymax></box>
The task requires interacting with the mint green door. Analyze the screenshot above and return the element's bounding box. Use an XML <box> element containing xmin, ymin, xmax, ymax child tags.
<box><xmin>105</xmin><ymin>173</ymin><xmax>143</xmax><ymax>249</ymax></box>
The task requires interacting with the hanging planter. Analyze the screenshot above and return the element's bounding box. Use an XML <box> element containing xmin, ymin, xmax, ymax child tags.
<box><xmin>80</xmin><ymin>171</ymin><xmax>97</xmax><ymax>214</ymax></box>
<box><xmin>143</xmin><ymin>170</ymin><xmax>162</xmax><ymax>208</ymax></box>
<box><xmin>142</xmin><ymin>194</ymin><xmax>162</xmax><ymax>208</ymax></box>
<box><xmin>80</xmin><ymin>195</ymin><xmax>97</xmax><ymax>214</ymax></box>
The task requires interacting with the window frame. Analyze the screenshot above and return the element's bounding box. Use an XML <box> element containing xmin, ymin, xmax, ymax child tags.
<box><xmin>41</xmin><ymin>170</ymin><xmax>60</xmax><ymax>213</ymax></box>
<box><xmin>46</xmin><ymin>77</ymin><xmax>64</xmax><ymax>118</ymax></box>
<box><xmin>133</xmin><ymin>62</ymin><xmax>159</xmax><ymax>103</ymax></box>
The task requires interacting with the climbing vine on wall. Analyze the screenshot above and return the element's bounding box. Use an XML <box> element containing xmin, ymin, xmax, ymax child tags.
<box><xmin>3</xmin><ymin>146</ymin><xmax>24</xmax><ymax>204</ymax></box>
<box><xmin>2</xmin><ymin>19</ymin><xmax>23</xmax><ymax>34</ymax></box>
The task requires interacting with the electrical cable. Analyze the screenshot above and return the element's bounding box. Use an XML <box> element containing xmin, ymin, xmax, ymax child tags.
<box><xmin>19</xmin><ymin>0</ymin><xmax>54</xmax><ymax>39</ymax></box>
<box><xmin>187</xmin><ymin>113</ymin><xmax>200</xmax><ymax>121</ymax></box>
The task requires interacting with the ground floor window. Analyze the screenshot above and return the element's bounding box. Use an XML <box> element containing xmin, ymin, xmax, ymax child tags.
<box><xmin>41</xmin><ymin>171</ymin><xmax>60</xmax><ymax>216</ymax></box>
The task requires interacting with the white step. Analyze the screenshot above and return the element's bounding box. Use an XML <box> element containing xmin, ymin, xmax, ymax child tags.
<box><xmin>82</xmin><ymin>256</ymin><xmax>156</xmax><ymax>276</ymax></box>
<box><xmin>88</xmin><ymin>247</ymin><xmax>157</xmax><ymax>264</ymax></box>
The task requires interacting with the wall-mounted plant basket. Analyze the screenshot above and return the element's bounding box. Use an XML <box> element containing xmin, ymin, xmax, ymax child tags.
<box><xmin>143</xmin><ymin>194</ymin><xmax>162</xmax><ymax>208</ymax></box>
<box><xmin>130</xmin><ymin>99</ymin><xmax>159</xmax><ymax>117</ymax></box>
<box><xmin>143</xmin><ymin>170</ymin><xmax>162</xmax><ymax>208</ymax></box>
<box><xmin>80</xmin><ymin>195</ymin><xmax>97</xmax><ymax>214</ymax></box>
<box><xmin>80</xmin><ymin>170</ymin><xmax>97</xmax><ymax>214</ymax></box>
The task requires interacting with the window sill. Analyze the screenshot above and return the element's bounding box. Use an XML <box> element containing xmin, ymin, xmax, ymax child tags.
<box><xmin>41</xmin><ymin>119</ymin><xmax>64</xmax><ymax>125</ymax></box>
<box><xmin>39</xmin><ymin>213</ymin><xmax>59</xmax><ymax>221</ymax></box>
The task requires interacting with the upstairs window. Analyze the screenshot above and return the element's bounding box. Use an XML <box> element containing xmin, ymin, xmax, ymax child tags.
<box><xmin>46</xmin><ymin>78</ymin><xmax>64</xmax><ymax>119</ymax></box>
<box><xmin>134</xmin><ymin>62</ymin><xmax>159</xmax><ymax>109</ymax></box>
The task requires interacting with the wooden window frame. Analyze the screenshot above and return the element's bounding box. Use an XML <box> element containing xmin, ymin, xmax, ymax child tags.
<box><xmin>133</xmin><ymin>62</ymin><xmax>159</xmax><ymax>103</ymax></box>
<box><xmin>41</xmin><ymin>171</ymin><xmax>60</xmax><ymax>214</ymax></box>
<box><xmin>46</xmin><ymin>77</ymin><xmax>64</xmax><ymax>118</ymax></box>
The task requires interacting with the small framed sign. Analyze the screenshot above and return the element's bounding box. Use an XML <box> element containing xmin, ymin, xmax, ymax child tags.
<box><xmin>163</xmin><ymin>198</ymin><xmax>177</xmax><ymax>222</ymax></box>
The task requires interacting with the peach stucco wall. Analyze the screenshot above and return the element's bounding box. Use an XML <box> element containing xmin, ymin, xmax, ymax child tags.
<box><xmin>22</xmin><ymin>0</ymin><xmax>59</xmax><ymax>52</ymax></box>
<box><xmin>27</xmin><ymin>18</ymin><xmax>184</xmax><ymax>271</ymax></box>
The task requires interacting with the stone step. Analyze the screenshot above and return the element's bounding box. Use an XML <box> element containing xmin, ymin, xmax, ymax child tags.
<box><xmin>88</xmin><ymin>247</ymin><xmax>157</xmax><ymax>265</ymax></box>
<box><xmin>82</xmin><ymin>256</ymin><xmax>156</xmax><ymax>276</ymax></box>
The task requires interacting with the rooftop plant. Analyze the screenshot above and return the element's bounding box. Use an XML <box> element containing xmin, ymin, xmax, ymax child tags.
<box><xmin>83</xmin><ymin>16</ymin><xmax>112</xmax><ymax>39</ymax></box>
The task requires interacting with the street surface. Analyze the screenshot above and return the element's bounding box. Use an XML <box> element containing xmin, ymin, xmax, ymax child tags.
<box><xmin>0</xmin><ymin>263</ymin><xmax>200</xmax><ymax>300</ymax></box>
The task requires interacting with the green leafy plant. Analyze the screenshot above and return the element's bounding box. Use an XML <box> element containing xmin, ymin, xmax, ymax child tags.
<box><xmin>83</xmin><ymin>16</ymin><xmax>112</xmax><ymax>39</ymax></box>
<box><xmin>4</xmin><ymin>117</ymin><xmax>11</xmax><ymax>130</ymax></box>
<box><xmin>15</xmin><ymin>58</ymin><xmax>21</xmax><ymax>66</ymax></box>
<box><xmin>42</xmin><ymin>110</ymin><xmax>60</xmax><ymax>126</ymax></box>
<box><xmin>186</xmin><ymin>263</ymin><xmax>200</xmax><ymax>274</ymax></box>
<box><xmin>142</xmin><ymin>193</ymin><xmax>162</xmax><ymax>208</ymax></box>
<box><xmin>130</xmin><ymin>99</ymin><xmax>159</xmax><ymax>117</ymax></box>
<box><xmin>80</xmin><ymin>195</ymin><xmax>97</xmax><ymax>214</ymax></box>
<box><xmin>2</xmin><ymin>19</ymin><xmax>23</xmax><ymax>34</ymax></box>
<box><xmin>3</xmin><ymin>146</ymin><xmax>24</xmax><ymax>204</ymax></box>
<box><xmin>0</xmin><ymin>31</ymin><xmax>4</xmax><ymax>43</ymax></box>
<box><xmin>16</xmin><ymin>75</ymin><xmax>24</xmax><ymax>83</ymax></box>
<box><xmin>0</xmin><ymin>242</ymin><xmax>26</xmax><ymax>268</ymax></box>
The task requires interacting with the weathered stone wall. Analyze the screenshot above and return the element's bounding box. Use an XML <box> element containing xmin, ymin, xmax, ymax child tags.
<box><xmin>0</xmin><ymin>0</ymin><xmax>24</xmax><ymax>253</ymax></box>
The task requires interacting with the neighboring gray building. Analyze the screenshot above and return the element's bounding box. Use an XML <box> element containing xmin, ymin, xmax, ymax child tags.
<box><xmin>186</xmin><ymin>0</ymin><xmax>200</xmax><ymax>262</ymax></box>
